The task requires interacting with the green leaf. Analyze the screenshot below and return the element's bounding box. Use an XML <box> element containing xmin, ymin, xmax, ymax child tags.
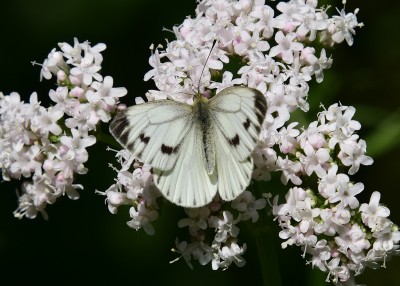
<box><xmin>365</xmin><ymin>109</ymin><xmax>400</xmax><ymax>157</ymax></box>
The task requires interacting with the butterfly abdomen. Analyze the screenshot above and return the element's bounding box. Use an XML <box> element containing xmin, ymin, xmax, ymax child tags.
<box><xmin>194</xmin><ymin>98</ymin><xmax>216</xmax><ymax>175</ymax></box>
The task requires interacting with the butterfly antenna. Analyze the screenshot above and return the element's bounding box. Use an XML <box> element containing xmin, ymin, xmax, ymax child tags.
<box><xmin>196</xmin><ymin>39</ymin><xmax>218</xmax><ymax>96</ymax></box>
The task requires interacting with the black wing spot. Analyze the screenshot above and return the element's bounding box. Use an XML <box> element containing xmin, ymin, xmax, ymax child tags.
<box><xmin>243</xmin><ymin>118</ymin><xmax>251</xmax><ymax>130</ymax></box>
<box><xmin>139</xmin><ymin>133</ymin><xmax>150</xmax><ymax>144</ymax></box>
<box><xmin>126</xmin><ymin>142</ymin><xmax>134</xmax><ymax>151</ymax></box>
<box><xmin>161</xmin><ymin>144</ymin><xmax>179</xmax><ymax>155</ymax></box>
<box><xmin>229</xmin><ymin>134</ymin><xmax>240</xmax><ymax>147</ymax></box>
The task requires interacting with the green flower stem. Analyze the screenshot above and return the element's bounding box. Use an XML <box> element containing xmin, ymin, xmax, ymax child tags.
<box><xmin>255</xmin><ymin>227</ymin><xmax>283</xmax><ymax>286</ymax></box>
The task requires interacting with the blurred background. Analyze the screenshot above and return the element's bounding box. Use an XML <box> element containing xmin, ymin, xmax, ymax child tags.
<box><xmin>0</xmin><ymin>0</ymin><xmax>399</xmax><ymax>285</ymax></box>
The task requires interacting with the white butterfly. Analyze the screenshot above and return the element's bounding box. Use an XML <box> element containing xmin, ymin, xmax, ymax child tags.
<box><xmin>109</xmin><ymin>86</ymin><xmax>267</xmax><ymax>208</ymax></box>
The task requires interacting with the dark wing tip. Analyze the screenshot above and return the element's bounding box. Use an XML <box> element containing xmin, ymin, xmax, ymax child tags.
<box><xmin>109</xmin><ymin>111</ymin><xmax>130</xmax><ymax>145</ymax></box>
<box><xmin>250</xmin><ymin>88</ymin><xmax>267</xmax><ymax>125</ymax></box>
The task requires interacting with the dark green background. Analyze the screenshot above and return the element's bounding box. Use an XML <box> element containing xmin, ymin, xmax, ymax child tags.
<box><xmin>1</xmin><ymin>1</ymin><xmax>399</xmax><ymax>285</ymax></box>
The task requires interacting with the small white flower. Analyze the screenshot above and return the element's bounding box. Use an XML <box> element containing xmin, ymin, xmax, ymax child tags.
<box><xmin>233</xmin><ymin>29</ymin><xmax>270</xmax><ymax>56</ymax></box>
<box><xmin>9</xmin><ymin>145</ymin><xmax>42</xmax><ymax>178</ymax></box>
<box><xmin>178</xmin><ymin>207</ymin><xmax>211</xmax><ymax>236</ymax></box>
<box><xmin>250</xmin><ymin>5</ymin><xmax>275</xmax><ymax>38</ymax></box>
<box><xmin>127</xmin><ymin>202</ymin><xmax>159</xmax><ymax>235</ymax></box>
<box><xmin>238</xmin><ymin>54</ymin><xmax>277</xmax><ymax>92</ymax></box>
<box><xmin>323</xmin><ymin>104</ymin><xmax>361</xmax><ymax>137</ymax></box>
<box><xmin>328</xmin><ymin>182</ymin><xmax>364</xmax><ymax>209</ymax></box>
<box><xmin>314</xmin><ymin>209</ymin><xmax>336</xmax><ymax>236</ymax></box>
<box><xmin>231</xmin><ymin>191</ymin><xmax>266</xmax><ymax>223</ymax></box>
<box><xmin>338</xmin><ymin>139</ymin><xmax>373</xmax><ymax>175</ymax></box>
<box><xmin>318</xmin><ymin>164</ymin><xmax>350</xmax><ymax>199</ymax></box>
<box><xmin>0</xmin><ymin>92</ymin><xmax>23</xmax><ymax>118</ymax></box>
<box><xmin>60</xmin><ymin>128</ymin><xmax>96</xmax><ymax>164</ymax></box>
<box><xmin>372</xmin><ymin>228</ymin><xmax>400</xmax><ymax>254</ymax></box>
<box><xmin>273</xmin><ymin>186</ymin><xmax>308</xmax><ymax>217</ymax></box>
<box><xmin>277</xmin><ymin>122</ymin><xmax>300</xmax><ymax>154</ymax></box>
<box><xmin>307</xmin><ymin>239</ymin><xmax>332</xmax><ymax>272</ymax></box>
<box><xmin>70</xmin><ymin>52</ymin><xmax>103</xmax><ymax>86</ymax></box>
<box><xmin>58</xmin><ymin>37</ymin><xmax>84</xmax><ymax>64</ymax></box>
<box><xmin>298</xmin><ymin>121</ymin><xmax>327</xmax><ymax>149</ymax></box>
<box><xmin>216</xmin><ymin>242</ymin><xmax>247</xmax><ymax>270</ymax></box>
<box><xmin>208</xmin><ymin>71</ymin><xmax>243</xmax><ymax>92</ymax></box>
<box><xmin>276</xmin><ymin>156</ymin><xmax>302</xmax><ymax>185</ymax></box>
<box><xmin>90</xmin><ymin>76</ymin><xmax>127</xmax><ymax>107</ymax></box>
<box><xmin>326</xmin><ymin>258</ymin><xmax>351</xmax><ymax>283</ymax></box>
<box><xmin>308</xmin><ymin>48</ymin><xmax>332</xmax><ymax>83</ymax></box>
<box><xmin>335</xmin><ymin>223</ymin><xmax>370</xmax><ymax>254</ymax></box>
<box><xmin>208</xmin><ymin>211</ymin><xmax>240</xmax><ymax>242</ymax></box>
<box><xmin>39</xmin><ymin>49</ymin><xmax>65</xmax><ymax>81</ymax></box>
<box><xmin>299</xmin><ymin>142</ymin><xmax>330</xmax><ymax>178</ymax></box>
<box><xmin>359</xmin><ymin>191</ymin><xmax>390</xmax><ymax>229</ymax></box>
<box><xmin>272</xmin><ymin>1</ymin><xmax>303</xmax><ymax>32</ymax></box>
<box><xmin>31</xmin><ymin>106</ymin><xmax>64</xmax><ymax>137</ymax></box>
<box><xmin>291</xmin><ymin>197</ymin><xmax>320</xmax><ymax>234</ymax></box>
<box><xmin>48</xmin><ymin>86</ymin><xmax>70</xmax><ymax>111</ymax></box>
<box><xmin>330</xmin><ymin>8</ymin><xmax>362</xmax><ymax>46</ymax></box>
<box><xmin>269</xmin><ymin>31</ymin><xmax>304</xmax><ymax>64</ymax></box>
<box><xmin>105</xmin><ymin>188</ymin><xmax>130</xmax><ymax>214</ymax></box>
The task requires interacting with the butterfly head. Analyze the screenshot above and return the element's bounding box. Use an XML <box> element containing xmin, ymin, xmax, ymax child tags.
<box><xmin>194</xmin><ymin>89</ymin><xmax>212</xmax><ymax>101</ymax></box>
<box><xmin>193</xmin><ymin>91</ymin><xmax>211</xmax><ymax>106</ymax></box>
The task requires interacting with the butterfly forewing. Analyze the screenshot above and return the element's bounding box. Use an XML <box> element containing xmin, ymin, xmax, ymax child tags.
<box><xmin>109</xmin><ymin>100</ymin><xmax>193</xmax><ymax>171</ymax></box>
<box><xmin>208</xmin><ymin>86</ymin><xmax>267</xmax><ymax>201</ymax></box>
<box><xmin>209</xmin><ymin>86</ymin><xmax>267</xmax><ymax>161</ymax></box>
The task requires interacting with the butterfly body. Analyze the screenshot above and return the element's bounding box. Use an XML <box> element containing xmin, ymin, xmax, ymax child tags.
<box><xmin>192</xmin><ymin>96</ymin><xmax>216</xmax><ymax>175</ymax></box>
<box><xmin>110</xmin><ymin>86</ymin><xmax>266</xmax><ymax>207</ymax></box>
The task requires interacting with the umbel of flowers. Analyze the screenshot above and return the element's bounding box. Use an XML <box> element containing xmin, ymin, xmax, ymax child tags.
<box><xmin>0</xmin><ymin>0</ymin><xmax>398</xmax><ymax>285</ymax></box>
<box><xmin>0</xmin><ymin>39</ymin><xmax>127</xmax><ymax>219</ymax></box>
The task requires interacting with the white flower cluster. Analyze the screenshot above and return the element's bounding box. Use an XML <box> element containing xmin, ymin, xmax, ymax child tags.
<box><xmin>0</xmin><ymin>38</ymin><xmax>127</xmax><ymax>219</ymax></box>
<box><xmin>271</xmin><ymin>103</ymin><xmax>373</xmax><ymax>187</ymax></box>
<box><xmin>271</xmin><ymin>104</ymin><xmax>400</xmax><ymax>284</ymax></box>
<box><xmin>144</xmin><ymin>0</ymin><xmax>361</xmax><ymax>103</ymax></box>
<box><xmin>98</xmin><ymin>149</ymin><xmax>161</xmax><ymax>235</ymax></box>
<box><xmin>99</xmin><ymin>148</ymin><xmax>266</xmax><ymax>265</ymax></box>
<box><xmin>143</xmin><ymin>0</ymin><xmax>362</xmax><ymax>185</ymax></box>
<box><xmin>174</xmin><ymin>191</ymin><xmax>266</xmax><ymax>270</ymax></box>
<box><xmin>116</xmin><ymin>0</ymin><xmax>398</xmax><ymax>282</ymax></box>
<box><xmin>2</xmin><ymin>0</ymin><xmax>395</xmax><ymax>284</ymax></box>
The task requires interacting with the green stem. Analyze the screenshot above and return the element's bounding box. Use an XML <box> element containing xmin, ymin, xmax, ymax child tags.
<box><xmin>255</xmin><ymin>227</ymin><xmax>283</xmax><ymax>286</ymax></box>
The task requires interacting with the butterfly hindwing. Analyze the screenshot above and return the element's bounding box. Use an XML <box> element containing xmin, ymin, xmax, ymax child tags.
<box><xmin>213</xmin><ymin>131</ymin><xmax>254</xmax><ymax>201</ymax></box>
<box><xmin>153</xmin><ymin>126</ymin><xmax>218</xmax><ymax>207</ymax></box>
<box><xmin>109</xmin><ymin>100</ymin><xmax>193</xmax><ymax>172</ymax></box>
<box><xmin>209</xmin><ymin>86</ymin><xmax>267</xmax><ymax>201</ymax></box>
